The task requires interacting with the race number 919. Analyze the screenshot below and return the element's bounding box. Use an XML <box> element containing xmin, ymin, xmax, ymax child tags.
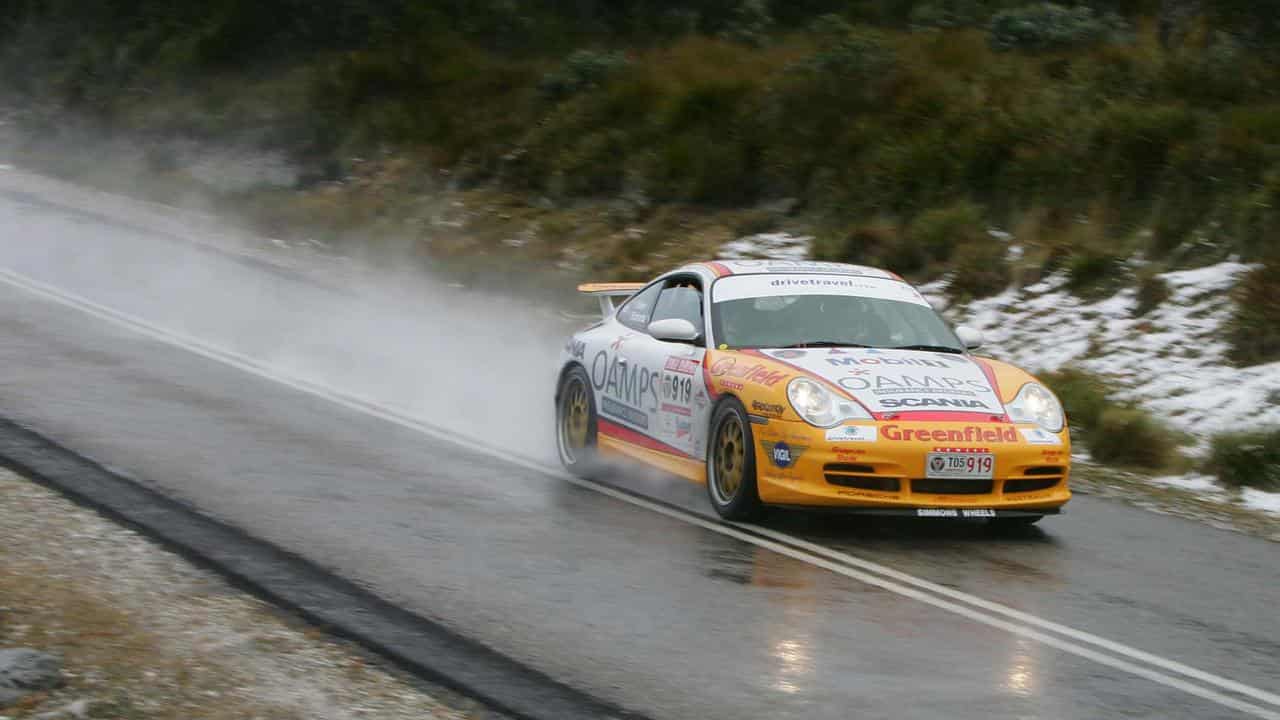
<box><xmin>662</xmin><ymin>373</ymin><xmax>693</xmax><ymax>404</ymax></box>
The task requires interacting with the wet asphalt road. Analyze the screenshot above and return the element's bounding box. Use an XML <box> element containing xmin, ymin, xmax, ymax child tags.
<box><xmin>0</xmin><ymin>176</ymin><xmax>1276</xmax><ymax>719</ymax></box>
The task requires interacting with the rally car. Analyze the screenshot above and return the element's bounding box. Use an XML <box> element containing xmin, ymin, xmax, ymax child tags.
<box><xmin>554</xmin><ymin>260</ymin><xmax>1070</xmax><ymax>525</ymax></box>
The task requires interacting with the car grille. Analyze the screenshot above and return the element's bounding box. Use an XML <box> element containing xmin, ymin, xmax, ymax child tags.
<box><xmin>911</xmin><ymin>478</ymin><xmax>994</xmax><ymax>495</ymax></box>
<box><xmin>823</xmin><ymin>464</ymin><xmax>900</xmax><ymax>492</ymax></box>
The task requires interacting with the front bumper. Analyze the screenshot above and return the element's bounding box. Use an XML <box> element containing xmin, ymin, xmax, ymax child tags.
<box><xmin>751</xmin><ymin>419</ymin><xmax>1072</xmax><ymax>512</ymax></box>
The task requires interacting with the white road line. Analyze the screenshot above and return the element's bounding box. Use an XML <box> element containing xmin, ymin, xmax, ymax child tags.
<box><xmin>1</xmin><ymin>265</ymin><xmax>1277</xmax><ymax>719</ymax></box>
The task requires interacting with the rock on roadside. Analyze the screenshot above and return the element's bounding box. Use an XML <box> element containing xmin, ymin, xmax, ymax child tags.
<box><xmin>0</xmin><ymin>648</ymin><xmax>63</xmax><ymax>706</ymax></box>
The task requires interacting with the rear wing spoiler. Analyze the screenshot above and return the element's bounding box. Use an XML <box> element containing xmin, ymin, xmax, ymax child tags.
<box><xmin>577</xmin><ymin>282</ymin><xmax>645</xmax><ymax>317</ymax></box>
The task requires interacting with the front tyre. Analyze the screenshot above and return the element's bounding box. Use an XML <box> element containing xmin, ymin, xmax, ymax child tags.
<box><xmin>706</xmin><ymin>398</ymin><xmax>764</xmax><ymax>521</ymax></box>
<box><xmin>556</xmin><ymin>366</ymin><xmax>599</xmax><ymax>478</ymax></box>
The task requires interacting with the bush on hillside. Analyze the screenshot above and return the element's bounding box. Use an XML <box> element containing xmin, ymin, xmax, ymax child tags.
<box><xmin>1042</xmin><ymin>368</ymin><xmax>1181</xmax><ymax>469</ymax></box>
<box><xmin>1133</xmin><ymin>270</ymin><xmax>1171</xmax><ymax>317</ymax></box>
<box><xmin>989</xmin><ymin>3</ymin><xmax>1129</xmax><ymax>53</ymax></box>
<box><xmin>720</xmin><ymin>0</ymin><xmax>775</xmax><ymax>46</ymax></box>
<box><xmin>1227</xmin><ymin>261</ymin><xmax>1280</xmax><ymax>366</ymax></box>
<box><xmin>1207</xmin><ymin>428</ymin><xmax>1280</xmax><ymax>490</ymax></box>
<box><xmin>1065</xmin><ymin>244</ymin><xmax>1128</xmax><ymax>299</ymax></box>
<box><xmin>906</xmin><ymin>202</ymin><xmax>985</xmax><ymax>264</ymax></box>
<box><xmin>1041</xmin><ymin>367</ymin><xmax>1112</xmax><ymax>433</ymax></box>
<box><xmin>1230</xmin><ymin>165</ymin><xmax>1280</xmax><ymax>261</ymax></box>
<box><xmin>788</xmin><ymin>19</ymin><xmax>896</xmax><ymax>104</ymax></box>
<box><xmin>909</xmin><ymin>0</ymin><xmax>995</xmax><ymax>30</ymax></box>
<box><xmin>946</xmin><ymin>237</ymin><xmax>1010</xmax><ymax>299</ymax></box>
<box><xmin>539</xmin><ymin>50</ymin><xmax>629</xmax><ymax>101</ymax></box>
<box><xmin>1088</xmin><ymin>407</ymin><xmax>1180</xmax><ymax>469</ymax></box>
<box><xmin>814</xmin><ymin>220</ymin><xmax>913</xmax><ymax>269</ymax></box>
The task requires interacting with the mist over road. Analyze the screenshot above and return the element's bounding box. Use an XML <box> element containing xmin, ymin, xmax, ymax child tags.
<box><xmin>0</xmin><ymin>175</ymin><xmax>568</xmax><ymax>461</ymax></box>
<box><xmin>0</xmin><ymin>172</ymin><xmax>1277</xmax><ymax>720</ymax></box>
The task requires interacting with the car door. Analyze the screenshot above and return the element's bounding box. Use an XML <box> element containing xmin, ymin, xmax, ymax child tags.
<box><xmin>590</xmin><ymin>281</ymin><xmax>666</xmax><ymax>438</ymax></box>
<box><xmin>625</xmin><ymin>276</ymin><xmax>709</xmax><ymax>458</ymax></box>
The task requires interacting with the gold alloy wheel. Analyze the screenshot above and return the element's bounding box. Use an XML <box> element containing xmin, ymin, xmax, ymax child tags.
<box><xmin>560</xmin><ymin>377</ymin><xmax>591</xmax><ymax>463</ymax></box>
<box><xmin>712</xmin><ymin>414</ymin><xmax>746</xmax><ymax>502</ymax></box>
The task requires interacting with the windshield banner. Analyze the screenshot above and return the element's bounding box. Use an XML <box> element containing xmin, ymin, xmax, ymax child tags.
<box><xmin>712</xmin><ymin>274</ymin><xmax>931</xmax><ymax>307</ymax></box>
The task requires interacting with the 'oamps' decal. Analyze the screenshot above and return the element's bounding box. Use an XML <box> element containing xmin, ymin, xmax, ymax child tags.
<box><xmin>591</xmin><ymin>350</ymin><xmax>659</xmax><ymax>421</ymax></box>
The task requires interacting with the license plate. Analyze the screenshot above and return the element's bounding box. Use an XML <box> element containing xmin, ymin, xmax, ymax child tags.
<box><xmin>925</xmin><ymin>452</ymin><xmax>994</xmax><ymax>479</ymax></box>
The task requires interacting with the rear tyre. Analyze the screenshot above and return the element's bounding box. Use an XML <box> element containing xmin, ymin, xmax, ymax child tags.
<box><xmin>556</xmin><ymin>366</ymin><xmax>599</xmax><ymax>478</ymax></box>
<box><xmin>706</xmin><ymin>398</ymin><xmax>764</xmax><ymax>521</ymax></box>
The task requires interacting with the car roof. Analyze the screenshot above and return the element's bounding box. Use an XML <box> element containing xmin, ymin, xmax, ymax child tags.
<box><xmin>679</xmin><ymin>259</ymin><xmax>903</xmax><ymax>281</ymax></box>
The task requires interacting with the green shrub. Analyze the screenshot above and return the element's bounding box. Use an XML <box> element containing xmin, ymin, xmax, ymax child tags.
<box><xmin>1088</xmin><ymin>406</ymin><xmax>1180</xmax><ymax>470</ymax></box>
<box><xmin>1042</xmin><ymin>367</ymin><xmax>1112</xmax><ymax>432</ymax></box>
<box><xmin>1133</xmin><ymin>271</ymin><xmax>1171</xmax><ymax>317</ymax></box>
<box><xmin>946</xmin><ymin>238</ymin><xmax>1010</xmax><ymax>299</ymax></box>
<box><xmin>1066</xmin><ymin>244</ymin><xmax>1128</xmax><ymax>299</ymax></box>
<box><xmin>1091</xmin><ymin>103</ymin><xmax>1199</xmax><ymax>203</ymax></box>
<box><xmin>909</xmin><ymin>0</ymin><xmax>995</xmax><ymax>30</ymax></box>
<box><xmin>720</xmin><ymin>0</ymin><xmax>775</xmax><ymax>47</ymax></box>
<box><xmin>1041</xmin><ymin>368</ymin><xmax>1181</xmax><ymax>469</ymax></box>
<box><xmin>785</xmin><ymin>22</ymin><xmax>897</xmax><ymax>110</ymax></box>
<box><xmin>539</xmin><ymin>50</ymin><xmax>629</xmax><ymax>101</ymax></box>
<box><xmin>1229</xmin><ymin>164</ymin><xmax>1280</xmax><ymax>261</ymax></box>
<box><xmin>1207</xmin><ymin>428</ymin><xmax>1280</xmax><ymax>490</ymax></box>
<box><xmin>988</xmin><ymin>3</ymin><xmax>1129</xmax><ymax>53</ymax></box>
<box><xmin>1227</xmin><ymin>261</ymin><xmax>1280</xmax><ymax>366</ymax></box>
<box><xmin>906</xmin><ymin>202</ymin><xmax>985</xmax><ymax>264</ymax></box>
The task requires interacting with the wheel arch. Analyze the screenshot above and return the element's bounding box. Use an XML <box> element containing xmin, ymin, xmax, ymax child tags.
<box><xmin>555</xmin><ymin>361</ymin><xmax>589</xmax><ymax>405</ymax></box>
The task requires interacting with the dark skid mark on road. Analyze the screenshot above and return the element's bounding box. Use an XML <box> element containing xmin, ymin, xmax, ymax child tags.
<box><xmin>0</xmin><ymin>415</ymin><xmax>648</xmax><ymax>720</ymax></box>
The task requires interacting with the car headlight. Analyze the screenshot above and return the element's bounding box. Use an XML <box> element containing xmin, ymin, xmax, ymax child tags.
<box><xmin>786</xmin><ymin>377</ymin><xmax>872</xmax><ymax>427</ymax></box>
<box><xmin>1004</xmin><ymin>383</ymin><xmax>1064</xmax><ymax>433</ymax></box>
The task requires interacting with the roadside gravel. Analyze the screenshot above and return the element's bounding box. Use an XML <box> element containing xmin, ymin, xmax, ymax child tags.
<box><xmin>0</xmin><ymin>467</ymin><xmax>498</xmax><ymax>720</ymax></box>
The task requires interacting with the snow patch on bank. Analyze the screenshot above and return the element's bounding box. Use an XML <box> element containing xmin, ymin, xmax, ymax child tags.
<box><xmin>925</xmin><ymin>260</ymin><xmax>1280</xmax><ymax>512</ymax></box>
<box><xmin>1242</xmin><ymin>488</ymin><xmax>1280</xmax><ymax>516</ymax></box>
<box><xmin>1148</xmin><ymin>473</ymin><xmax>1228</xmax><ymax>496</ymax></box>
<box><xmin>719</xmin><ymin>233</ymin><xmax>812</xmax><ymax>261</ymax></box>
<box><xmin>932</xmin><ymin>261</ymin><xmax>1280</xmax><ymax>439</ymax></box>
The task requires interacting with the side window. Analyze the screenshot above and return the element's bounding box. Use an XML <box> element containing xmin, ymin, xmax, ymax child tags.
<box><xmin>617</xmin><ymin>283</ymin><xmax>663</xmax><ymax>331</ymax></box>
<box><xmin>651</xmin><ymin>280</ymin><xmax>704</xmax><ymax>332</ymax></box>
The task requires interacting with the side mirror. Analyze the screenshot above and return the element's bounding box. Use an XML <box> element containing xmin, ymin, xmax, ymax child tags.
<box><xmin>955</xmin><ymin>326</ymin><xmax>984</xmax><ymax>350</ymax></box>
<box><xmin>649</xmin><ymin>318</ymin><xmax>702</xmax><ymax>344</ymax></box>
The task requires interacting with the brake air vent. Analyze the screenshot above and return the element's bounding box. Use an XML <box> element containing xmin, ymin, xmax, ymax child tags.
<box><xmin>823</xmin><ymin>464</ymin><xmax>900</xmax><ymax>492</ymax></box>
<box><xmin>825</xmin><ymin>463</ymin><xmax>876</xmax><ymax>474</ymax></box>
<box><xmin>1024</xmin><ymin>466</ymin><xmax>1065</xmax><ymax>476</ymax></box>
<box><xmin>826</xmin><ymin>476</ymin><xmax>901</xmax><ymax>491</ymax></box>
<box><xmin>911</xmin><ymin>479</ymin><xmax>994</xmax><ymax>495</ymax></box>
<box><xmin>1004</xmin><ymin>478</ymin><xmax>1060</xmax><ymax>493</ymax></box>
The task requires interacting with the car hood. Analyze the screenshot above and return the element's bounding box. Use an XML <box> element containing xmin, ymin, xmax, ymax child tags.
<box><xmin>756</xmin><ymin>347</ymin><xmax>1006</xmax><ymax>416</ymax></box>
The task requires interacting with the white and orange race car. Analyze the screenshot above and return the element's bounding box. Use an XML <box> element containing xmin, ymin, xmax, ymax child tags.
<box><xmin>554</xmin><ymin>260</ymin><xmax>1070</xmax><ymax>525</ymax></box>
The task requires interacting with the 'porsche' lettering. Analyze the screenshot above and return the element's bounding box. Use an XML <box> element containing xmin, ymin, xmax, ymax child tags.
<box><xmin>880</xmin><ymin>425</ymin><xmax>1018</xmax><ymax>443</ymax></box>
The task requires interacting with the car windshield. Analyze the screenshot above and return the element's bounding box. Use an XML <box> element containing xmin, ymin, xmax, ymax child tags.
<box><xmin>710</xmin><ymin>273</ymin><xmax>963</xmax><ymax>351</ymax></box>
